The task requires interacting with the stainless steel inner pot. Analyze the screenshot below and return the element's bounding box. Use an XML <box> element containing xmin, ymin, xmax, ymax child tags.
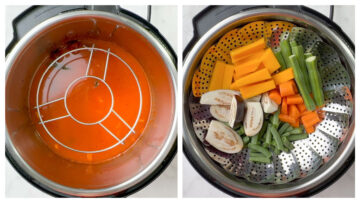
<box><xmin>6</xmin><ymin>9</ymin><xmax>177</xmax><ymax>197</ymax></box>
<box><xmin>183</xmin><ymin>7</ymin><xmax>354</xmax><ymax>197</ymax></box>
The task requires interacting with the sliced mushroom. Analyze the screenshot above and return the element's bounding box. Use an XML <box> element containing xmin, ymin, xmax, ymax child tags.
<box><xmin>210</xmin><ymin>105</ymin><xmax>231</xmax><ymax>122</ymax></box>
<box><xmin>243</xmin><ymin>102</ymin><xmax>263</xmax><ymax>136</ymax></box>
<box><xmin>205</xmin><ymin>120</ymin><xmax>243</xmax><ymax>153</ymax></box>
<box><xmin>261</xmin><ymin>92</ymin><xmax>279</xmax><ymax>113</ymax></box>
<box><xmin>228</xmin><ymin>95</ymin><xmax>245</xmax><ymax>128</ymax></box>
<box><xmin>200</xmin><ymin>90</ymin><xmax>240</xmax><ymax>105</ymax></box>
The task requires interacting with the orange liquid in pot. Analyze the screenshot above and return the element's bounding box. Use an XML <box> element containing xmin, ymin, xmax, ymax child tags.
<box><xmin>29</xmin><ymin>39</ymin><xmax>151</xmax><ymax>164</ymax></box>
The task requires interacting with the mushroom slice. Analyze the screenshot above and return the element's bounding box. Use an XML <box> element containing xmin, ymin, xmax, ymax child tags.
<box><xmin>244</xmin><ymin>102</ymin><xmax>264</xmax><ymax>136</ymax></box>
<box><xmin>228</xmin><ymin>95</ymin><xmax>245</xmax><ymax>128</ymax></box>
<box><xmin>200</xmin><ymin>90</ymin><xmax>240</xmax><ymax>105</ymax></box>
<box><xmin>210</xmin><ymin>105</ymin><xmax>231</xmax><ymax>122</ymax></box>
<box><xmin>205</xmin><ymin>120</ymin><xmax>243</xmax><ymax>153</ymax></box>
<box><xmin>261</xmin><ymin>92</ymin><xmax>279</xmax><ymax>113</ymax></box>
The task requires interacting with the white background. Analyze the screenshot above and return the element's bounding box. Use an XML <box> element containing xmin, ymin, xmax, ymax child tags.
<box><xmin>182</xmin><ymin>5</ymin><xmax>355</xmax><ymax>198</ymax></box>
<box><xmin>5</xmin><ymin>5</ymin><xmax>178</xmax><ymax>198</ymax></box>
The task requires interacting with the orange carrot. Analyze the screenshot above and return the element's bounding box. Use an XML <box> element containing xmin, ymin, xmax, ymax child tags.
<box><xmin>279</xmin><ymin>114</ymin><xmax>296</xmax><ymax>124</ymax></box>
<box><xmin>287</xmin><ymin>94</ymin><xmax>304</xmax><ymax>105</ymax></box>
<box><xmin>301</xmin><ymin>110</ymin><xmax>313</xmax><ymax>116</ymax></box>
<box><xmin>291</xmin><ymin>119</ymin><xmax>300</xmax><ymax>128</ymax></box>
<box><xmin>301</xmin><ymin>111</ymin><xmax>321</xmax><ymax>127</ymax></box>
<box><xmin>305</xmin><ymin>125</ymin><xmax>315</xmax><ymax>134</ymax></box>
<box><xmin>272</xmin><ymin>68</ymin><xmax>294</xmax><ymax>85</ymax></box>
<box><xmin>297</xmin><ymin>103</ymin><xmax>307</xmax><ymax>113</ymax></box>
<box><xmin>281</xmin><ymin>97</ymin><xmax>288</xmax><ymax>114</ymax></box>
<box><xmin>238</xmin><ymin>79</ymin><xmax>276</xmax><ymax>99</ymax></box>
<box><xmin>231</xmin><ymin>68</ymin><xmax>272</xmax><ymax>89</ymax></box>
<box><xmin>289</xmin><ymin>105</ymin><xmax>301</xmax><ymax>119</ymax></box>
<box><xmin>268</xmin><ymin>89</ymin><xmax>282</xmax><ymax>105</ymax></box>
<box><xmin>279</xmin><ymin>80</ymin><xmax>297</xmax><ymax>97</ymax></box>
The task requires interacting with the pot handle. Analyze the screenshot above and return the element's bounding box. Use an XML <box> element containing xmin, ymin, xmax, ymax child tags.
<box><xmin>6</xmin><ymin>5</ymin><xmax>121</xmax><ymax>55</ymax></box>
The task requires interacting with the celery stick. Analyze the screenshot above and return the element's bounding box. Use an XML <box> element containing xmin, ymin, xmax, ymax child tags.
<box><xmin>306</xmin><ymin>56</ymin><xmax>325</xmax><ymax>107</ymax></box>
<box><xmin>289</xmin><ymin>55</ymin><xmax>316</xmax><ymax>111</ymax></box>
<box><xmin>304</xmin><ymin>53</ymin><xmax>313</xmax><ymax>59</ymax></box>
<box><xmin>275</xmin><ymin>50</ymin><xmax>287</xmax><ymax>71</ymax></box>
<box><xmin>280</xmin><ymin>39</ymin><xmax>292</xmax><ymax>68</ymax></box>
<box><xmin>291</xmin><ymin>45</ymin><xmax>312</xmax><ymax>93</ymax></box>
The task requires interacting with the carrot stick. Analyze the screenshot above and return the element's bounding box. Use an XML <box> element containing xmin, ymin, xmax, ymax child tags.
<box><xmin>269</xmin><ymin>89</ymin><xmax>282</xmax><ymax>105</ymax></box>
<box><xmin>279</xmin><ymin>114</ymin><xmax>296</xmax><ymax>124</ymax></box>
<box><xmin>281</xmin><ymin>97</ymin><xmax>288</xmax><ymax>114</ymax></box>
<box><xmin>287</xmin><ymin>94</ymin><xmax>304</xmax><ymax>105</ymax></box>
<box><xmin>301</xmin><ymin>111</ymin><xmax>321</xmax><ymax>127</ymax></box>
<box><xmin>297</xmin><ymin>103</ymin><xmax>307</xmax><ymax>113</ymax></box>
<box><xmin>305</xmin><ymin>125</ymin><xmax>315</xmax><ymax>134</ymax></box>
<box><xmin>289</xmin><ymin>105</ymin><xmax>301</xmax><ymax>119</ymax></box>
<box><xmin>279</xmin><ymin>80</ymin><xmax>297</xmax><ymax>97</ymax></box>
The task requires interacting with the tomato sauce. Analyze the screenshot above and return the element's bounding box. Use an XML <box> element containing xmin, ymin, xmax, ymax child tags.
<box><xmin>28</xmin><ymin>39</ymin><xmax>151</xmax><ymax>164</ymax></box>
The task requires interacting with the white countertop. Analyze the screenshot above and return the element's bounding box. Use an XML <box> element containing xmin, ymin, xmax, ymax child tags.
<box><xmin>5</xmin><ymin>5</ymin><xmax>178</xmax><ymax>198</ymax></box>
<box><xmin>182</xmin><ymin>5</ymin><xmax>355</xmax><ymax>198</ymax></box>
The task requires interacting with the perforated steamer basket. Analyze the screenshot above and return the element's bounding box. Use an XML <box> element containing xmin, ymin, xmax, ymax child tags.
<box><xmin>6</xmin><ymin>6</ymin><xmax>177</xmax><ymax>197</ymax></box>
<box><xmin>183</xmin><ymin>6</ymin><xmax>354</xmax><ymax>197</ymax></box>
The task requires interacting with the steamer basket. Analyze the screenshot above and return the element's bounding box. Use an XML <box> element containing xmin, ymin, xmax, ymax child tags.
<box><xmin>6</xmin><ymin>6</ymin><xmax>177</xmax><ymax>197</ymax></box>
<box><xmin>183</xmin><ymin>6</ymin><xmax>354</xmax><ymax>197</ymax></box>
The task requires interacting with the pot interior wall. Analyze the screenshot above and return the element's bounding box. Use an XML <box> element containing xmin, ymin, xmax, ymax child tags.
<box><xmin>6</xmin><ymin>14</ymin><xmax>175</xmax><ymax>191</ymax></box>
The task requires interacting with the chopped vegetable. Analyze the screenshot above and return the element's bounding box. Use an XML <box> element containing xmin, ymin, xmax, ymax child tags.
<box><xmin>305</xmin><ymin>125</ymin><xmax>315</xmax><ymax>134</ymax></box>
<box><xmin>301</xmin><ymin>111</ymin><xmax>321</xmax><ymax>128</ymax></box>
<box><xmin>261</xmin><ymin>92</ymin><xmax>278</xmax><ymax>113</ymax></box>
<box><xmin>282</xmin><ymin>136</ymin><xmax>295</xmax><ymax>150</ymax></box>
<box><xmin>290</xmin><ymin>44</ymin><xmax>312</xmax><ymax>93</ymax></box>
<box><xmin>272</xmin><ymin>68</ymin><xmax>295</xmax><ymax>85</ymax></box>
<box><xmin>248</xmin><ymin>143</ymin><xmax>272</xmax><ymax>158</ymax></box>
<box><xmin>231</xmin><ymin>68</ymin><xmax>272</xmax><ymax>89</ymax></box>
<box><xmin>278</xmin><ymin>123</ymin><xmax>291</xmax><ymax>134</ymax></box>
<box><xmin>279</xmin><ymin>114</ymin><xmax>297</xmax><ymax>127</ymax></box>
<box><xmin>249</xmin><ymin>156</ymin><xmax>271</xmax><ymax>164</ymax></box>
<box><xmin>288</xmin><ymin>55</ymin><xmax>316</xmax><ymax>111</ymax></box>
<box><xmin>205</xmin><ymin>120</ymin><xmax>243</xmax><ymax>153</ymax></box>
<box><xmin>280</xmin><ymin>38</ymin><xmax>292</xmax><ymax>68</ymax></box>
<box><xmin>289</xmin><ymin>105</ymin><xmax>301</xmax><ymax>119</ymax></box>
<box><xmin>281</xmin><ymin>97</ymin><xmax>288</xmax><ymax>114</ymax></box>
<box><xmin>238</xmin><ymin>79</ymin><xmax>276</xmax><ymax>99</ymax></box>
<box><xmin>242</xmin><ymin>136</ymin><xmax>250</xmax><ymax>144</ymax></box>
<box><xmin>279</xmin><ymin>80</ymin><xmax>297</xmax><ymax>97</ymax></box>
<box><xmin>236</xmin><ymin>126</ymin><xmax>245</xmax><ymax>136</ymax></box>
<box><xmin>287</xmin><ymin>134</ymin><xmax>309</xmax><ymax>142</ymax></box>
<box><xmin>274</xmin><ymin>50</ymin><xmax>287</xmax><ymax>71</ymax></box>
<box><xmin>209</xmin><ymin>61</ymin><xmax>225</xmax><ymax>91</ymax></box>
<box><xmin>297</xmin><ymin>103</ymin><xmax>307</xmax><ymax>113</ymax></box>
<box><xmin>304</xmin><ymin>52</ymin><xmax>313</xmax><ymax>59</ymax></box>
<box><xmin>200</xmin><ymin>89</ymin><xmax>240</xmax><ymax>105</ymax></box>
<box><xmin>222</xmin><ymin>64</ymin><xmax>235</xmax><ymax>89</ymax></box>
<box><xmin>228</xmin><ymin>95</ymin><xmax>245</xmax><ymax>128</ymax></box>
<box><xmin>268</xmin><ymin>89</ymin><xmax>282</xmax><ymax>105</ymax></box>
<box><xmin>287</xmin><ymin>94</ymin><xmax>304</xmax><ymax>105</ymax></box>
<box><xmin>243</xmin><ymin>102</ymin><xmax>263</xmax><ymax>136</ymax></box>
<box><xmin>270</xmin><ymin>110</ymin><xmax>281</xmax><ymax>130</ymax></box>
<box><xmin>263</xmin><ymin>124</ymin><xmax>272</xmax><ymax>147</ymax></box>
<box><xmin>230</xmin><ymin>38</ymin><xmax>266</xmax><ymax>63</ymax></box>
<box><xmin>270</xmin><ymin>125</ymin><xmax>285</xmax><ymax>151</ymax></box>
<box><xmin>210</xmin><ymin>105</ymin><xmax>231</xmax><ymax>122</ymax></box>
<box><xmin>306</xmin><ymin>56</ymin><xmax>324</xmax><ymax>107</ymax></box>
<box><xmin>233</xmin><ymin>59</ymin><xmax>261</xmax><ymax>80</ymax></box>
<box><xmin>260</xmin><ymin>48</ymin><xmax>281</xmax><ymax>73</ymax></box>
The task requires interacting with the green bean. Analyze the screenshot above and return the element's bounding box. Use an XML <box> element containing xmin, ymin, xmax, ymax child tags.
<box><xmin>287</xmin><ymin>134</ymin><xmax>309</xmax><ymax>142</ymax></box>
<box><xmin>270</xmin><ymin>125</ymin><xmax>285</xmax><ymax>151</ymax></box>
<box><xmin>263</xmin><ymin>123</ymin><xmax>273</xmax><ymax>147</ymax></box>
<box><xmin>289</xmin><ymin>128</ymin><xmax>303</xmax><ymax>135</ymax></box>
<box><xmin>237</xmin><ymin>126</ymin><xmax>245</xmax><ymax>136</ymax></box>
<box><xmin>289</xmin><ymin>55</ymin><xmax>316</xmax><ymax>111</ymax></box>
<box><xmin>249</xmin><ymin>151</ymin><xmax>266</xmax><ymax>158</ymax></box>
<box><xmin>282</xmin><ymin>136</ymin><xmax>295</xmax><ymax>150</ymax></box>
<box><xmin>274</xmin><ymin>148</ymin><xmax>281</xmax><ymax>155</ymax></box>
<box><xmin>248</xmin><ymin>143</ymin><xmax>272</xmax><ymax>158</ymax></box>
<box><xmin>242</xmin><ymin>136</ymin><xmax>250</xmax><ymax>144</ymax></box>
<box><xmin>280</xmin><ymin>38</ymin><xmax>292</xmax><ymax>68</ymax></box>
<box><xmin>275</xmin><ymin>50</ymin><xmax>287</xmax><ymax>71</ymax></box>
<box><xmin>278</xmin><ymin>123</ymin><xmax>291</xmax><ymax>135</ymax></box>
<box><xmin>270</xmin><ymin>110</ymin><xmax>280</xmax><ymax>130</ymax></box>
<box><xmin>252</xmin><ymin>121</ymin><xmax>268</xmax><ymax>144</ymax></box>
<box><xmin>249</xmin><ymin>156</ymin><xmax>271</xmax><ymax>164</ymax></box>
<box><xmin>285</xmin><ymin>125</ymin><xmax>294</xmax><ymax>132</ymax></box>
<box><xmin>306</xmin><ymin>56</ymin><xmax>324</xmax><ymax>107</ymax></box>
